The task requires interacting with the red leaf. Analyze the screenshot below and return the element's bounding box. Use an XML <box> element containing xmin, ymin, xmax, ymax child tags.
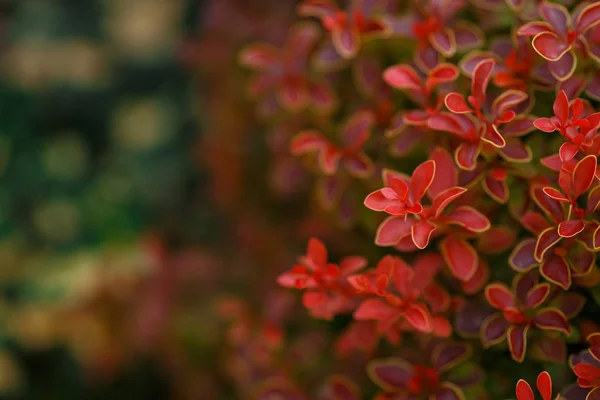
<box><xmin>483</xmin><ymin>174</ymin><xmax>509</xmax><ymax>203</ymax></box>
<box><xmin>478</xmin><ymin>227</ymin><xmax>516</xmax><ymax>254</ymax></box>
<box><xmin>306</xmin><ymin>238</ymin><xmax>328</xmax><ymax>267</ymax></box>
<box><xmin>558</xmin><ymin>219</ymin><xmax>585</xmax><ymax>238</ymax></box>
<box><xmin>462</xmin><ymin>260</ymin><xmax>488</xmax><ymax>294</ymax></box>
<box><xmin>341</xmin><ymin>110</ymin><xmax>375</xmax><ymax>147</ymax></box>
<box><xmin>239</xmin><ymin>44</ymin><xmax>280</xmax><ymax>70</ymax></box>
<box><xmin>302</xmin><ymin>291</ymin><xmax>325</xmax><ymax>308</ymax></box>
<box><xmin>354</xmin><ymin>299</ymin><xmax>397</xmax><ymax>320</ymax></box>
<box><xmin>411</xmin><ymin>220</ymin><xmax>437</xmax><ymax>249</ymax></box>
<box><xmin>532</xmin><ymin>32</ymin><xmax>570</xmax><ymax>61</ymax></box>
<box><xmin>428</xmin><ymin>147</ymin><xmax>458</xmax><ymax>198</ymax></box>
<box><xmin>432</xmin><ymin>342</ymin><xmax>470</xmax><ymax>373</ymax></box>
<box><xmin>375</xmin><ymin>216</ymin><xmax>414</xmax><ymax>246</ymax></box>
<box><xmin>482</xmin><ymin>125</ymin><xmax>507</xmax><ymax>148</ymax></box>
<box><xmin>558</xmin><ymin>142</ymin><xmax>579</xmax><ymax>163</ymax></box>
<box><xmin>517</xmin><ymin>21</ymin><xmax>553</xmax><ymax>37</ymax></box>
<box><xmin>345</xmin><ymin>153</ymin><xmax>373</xmax><ymax>178</ymax></box>
<box><xmin>333</xmin><ymin>27</ymin><xmax>360</xmax><ymax>59</ymax></box>
<box><xmin>427</xmin><ymin>63</ymin><xmax>459</xmax><ymax>89</ymax></box>
<box><xmin>553</xmin><ymin>90</ymin><xmax>570</xmax><ymax>127</ymax></box>
<box><xmin>532</xmin><ymin>308</ymin><xmax>570</xmax><ymax>335</ymax></box>
<box><xmin>531</xmin><ymin>186</ymin><xmax>565</xmax><ymax>224</ymax></box>
<box><xmin>411</xmin><ymin>160</ymin><xmax>436</xmax><ymax>202</ymax></box>
<box><xmin>443</xmin><ymin>206</ymin><xmax>490</xmax><ymax>232</ymax></box>
<box><xmin>440</xmin><ymin>237</ymin><xmax>478</xmax><ymax>281</ymax></box>
<box><xmin>588</xmin><ymin>332</ymin><xmax>600</xmax><ymax>361</ymax></box>
<box><xmin>340</xmin><ymin>256</ymin><xmax>368</xmax><ymax>276</ymax></box>
<box><xmin>430</xmin><ymin>28</ymin><xmax>457</xmax><ymax>57</ymax></box>
<box><xmin>492</xmin><ymin>90</ymin><xmax>528</xmax><ymax>118</ymax></box>
<box><xmin>573</xmin><ymin>363</ymin><xmax>600</xmax><ymax>384</ymax></box>
<box><xmin>549</xmin><ymin>51</ymin><xmax>576</xmax><ymax>82</ymax></box>
<box><xmin>573</xmin><ymin>155</ymin><xmax>597</xmax><ymax>199</ymax></box>
<box><xmin>508</xmin><ymin>239</ymin><xmax>538</xmax><ymax>272</ymax></box>
<box><xmin>471</xmin><ymin>58</ymin><xmax>495</xmax><ymax>109</ymax></box>
<box><xmin>485</xmin><ymin>283</ymin><xmax>515</xmax><ymax>310</ymax></box>
<box><xmin>405</xmin><ymin>303</ymin><xmax>432</xmax><ymax>332</ymax></box>
<box><xmin>319</xmin><ymin>145</ymin><xmax>341</xmax><ymax>175</ymax></box>
<box><xmin>575</xmin><ymin>2</ymin><xmax>600</xmax><ymax>34</ymax></box>
<box><xmin>445</xmin><ymin>93</ymin><xmax>471</xmax><ymax>114</ymax></box>
<box><xmin>525</xmin><ymin>283</ymin><xmax>551</xmax><ymax>309</ymax></box>
<box><xmin>383</xmin><ymin>64</ymin><xmax>421</xmax><ymax>91</ymax></box>
<box><xmin>538</xmin><ymin>1</ymin><xmax>570</xmax><ymax>33</ymax></box>
<box><xmin>587</xmin><ymin>185</ymin><xmax>600</xmax><ymax>214</ymax></box>
<box><xmin>364</xmin><ymin>189</ymin><xmax>398</xmax><ymax>211</ymax></box>
<box><xmin>324</xmin><ymin>375</ymin><xmax>359</xmax><ymax>400</ymax></box>
<box><xmin>454</xmin><ymin>22</ymin><xmax>483</xmax><ymax>50</ymax></box>
<box><xmin>455</xmin><ymin>142</ymin><xmax>481</xmax><ymax>171</ymax></box>
<box><xmin>534</xmin><ymin>117</ymin><xmax>557</xmax><ymax>132</ymax></box>
<box><xmin>542</xmin><ymin>187</ymin><xmax>569</xmax><ymax>202</ymax></box>
<box><xmin>431</xmin><ymin>187</ymin><xmax>468</xmax><ymax>218</ymax></box>
<box><xmin>516</xmin><ymin>380</ymin><xmax>534</xmax><ymax>400</ymax></box>
<box><xmin>508</xmin><ymin>325</ymin><xmax>529</xmax><ymax>362</ymax></box>
<box><xmin>540</xmin><ymin>254</ymin><xmax>572</xmax><ymax>290</ymax></box>
<box><xmin>481</xmin><ymin>313</ymin><xmax>509</xmax><ymax>347</ymax></box>
<box><xmin>552</xmin><ymin>292</ymin><xmax>586</xmax><ymax>319</ymax></box>
<box><xmin>427</xmin><ymin>113</ymin><xmax>471</xmax><ymax>139</ymax></box>
<box><xmin>367</xmin><ymin>358</ymin><xmax>412</xmax><ymax>392</ymax></box>
<box><xmin>534</xmin><ymin>227</ymin><xmax>561</xmax><ymax>262</ymax></box>
<box><xmin>536</xmin><ymin>371</ymin><xmax>552</xmax><ymax>400</ymax></box>
<box><xmin>290</xmin><ymin>131</ymin><xmax>328</xmax><ymax>154</ymax></box>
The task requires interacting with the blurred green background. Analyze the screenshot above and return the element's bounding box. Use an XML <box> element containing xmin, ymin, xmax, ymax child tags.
<box><xmin>0</xmin><ymin>0</ymin><xmax>211</xmax><ymax>398</ymax></box>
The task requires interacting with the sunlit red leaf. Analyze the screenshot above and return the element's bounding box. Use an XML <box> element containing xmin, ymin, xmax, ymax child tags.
<box><xmin>375</xmin><ymin>216</ymin><xmax>414</xmax><ymax>246</ymax></box>
<box><xmin>411</xmin><ymin>220</ymin><xmax>437</xmax><ymax>249</ymax></box>
<box><xmin>485</xmin><ymin>283</ymin><xmax>514</xmax><ymax>310</ymax></box>
<box><xmin>516</xmin><ymin>379</ymin><xmax>534</xmax><ymax>400</ymax></box>
<box><xmin>405</xmin><ymin>303</ymin><xmax>432</xmax><ymax>332</ymax></box>
<box><xmin>383</xmin><ymin>64</ymin><xmax>421</xmax><ymax>90</ymax></box>
<box><xmin>533</xmin><ymin>117</ymin><xmax>557</xmax><ymax>132</ymax></box>
<box><xmin>411</xmin><ymin>160</ymin><xmax>436</xmax><ymax>202</ymax></box>
<box><xmin>445</xmin><ymin>93</ymin><xmax>471</xmax><ymax>114</ymax></box>
<box><xmin>354</xmin><ymin>299</ymin><xmax>397</xmax><ymax>320</ymax></box>
<box><xmin>573</xmin><ymin>155</ymin><xmax>597</xmax><ymax>199</ymax></box>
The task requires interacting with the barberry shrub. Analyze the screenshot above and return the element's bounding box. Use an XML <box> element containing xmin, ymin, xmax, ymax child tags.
<box><xmin>240</xmin><ymin>0</ymin><xmax>600</xmax><ymax>399</ymax></box>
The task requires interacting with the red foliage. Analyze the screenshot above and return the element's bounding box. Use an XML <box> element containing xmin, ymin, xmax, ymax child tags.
<box><xmin>236</xmin><ymin>0</ymin><xmax>600</xmax><ymax>398</ymax></box>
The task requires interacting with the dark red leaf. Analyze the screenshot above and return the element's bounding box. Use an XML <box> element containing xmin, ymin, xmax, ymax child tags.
<box><xmin>508</xmin><ymin>325</ymin><xmax>529</xmax><ymax>362</ymax></box>
<box><xmin>532</xmin><ymin>308</ymin><xmax>570</xmax><ymax>335</ymax></box>
<box><xmin>540</xmin><ymin>254</ymin><xmax>571</xmax><ymax>289</ymax></box>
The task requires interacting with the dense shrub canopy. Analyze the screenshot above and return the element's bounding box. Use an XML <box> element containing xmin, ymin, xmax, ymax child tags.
<box><xmin>240</xmin><ymin>1</ymin><xmax>600</xmax><ymax>399</ymax></box>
